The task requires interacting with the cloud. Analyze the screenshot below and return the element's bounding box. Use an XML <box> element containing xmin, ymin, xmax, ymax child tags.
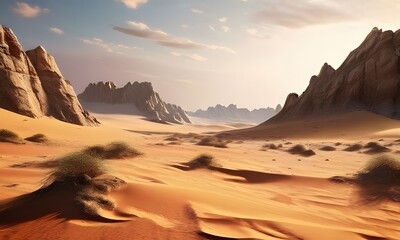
<box><xmin>191</xmin><ymin>8</ymin><xmax>204</xmax><ymax>14</ymax></box>
<box><xmin>170</xmin><ymin>52</ymin><xmax>207</xmax><ymax>62</ymax></box>
<box><xmin>246</xmin><ymin>28</ymin><xmax>270</xmax><ymax>39</ymax></box>
<box><xmin>49</xmin><ymin>27</ymin><xmax>64</xmax><ymax>35</ymax></box>
<box><xmin>115</xmin><ymin>0</ymin><xmax>148</xmax><ymax>9</ymax></box>
<box><xmin>221</xmin><ymin>26</ymin><xmax>230</xmax><ymax>33</ymax></box>
<box><xmin>219</xmin><ymin>17</ymin><xmax>228</xmax><ymax>23</ymax></box>
<box><xmin>80</xmin><ymin>38</ymin><xmax>136</xmax><ymax>53</ymax></box>
<box><xmin>13</xmin><ymin>2</ymin><xmax>49</xmax><ymax>18</ymax></box>
<box><xmin>113</xmin><ymin>21</ymin><xmax>236</xmax><ymax>54</ymax></box>
<box><xmin>255</xmin><ymin>0</ymin><xmax>355</xmax><ymax>29</ymax></box>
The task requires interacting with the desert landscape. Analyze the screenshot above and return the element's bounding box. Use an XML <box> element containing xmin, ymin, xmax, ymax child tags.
<box><xmin>2</xmin><ymin>1</ymin><xmax>400</xmax><ymax>240</ymax></box>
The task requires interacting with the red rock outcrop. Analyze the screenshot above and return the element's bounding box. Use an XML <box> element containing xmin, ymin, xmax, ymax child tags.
<box><xmin>78</xmin><ymin>81</ymin><xmax>191</xmax><ymax>124</ymax></box>
<box><xmin>267</xmin><ymin>27</ymin><xmax>400</xmax><ymax>124</ymax></box>
<box><xmin>0</xmin><ymin>25</ymin><xmax>99</xmax><ymax>126</ymax></box>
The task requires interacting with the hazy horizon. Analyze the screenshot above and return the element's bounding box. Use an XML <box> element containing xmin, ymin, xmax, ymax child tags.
<box><xmin>1</xmin><ymin>0</ymin><xmax>399</xmax><ymax>111</ymax></box>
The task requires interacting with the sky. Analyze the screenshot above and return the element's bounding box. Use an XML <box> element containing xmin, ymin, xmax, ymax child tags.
<box><xmin>1</xmin><ymin>0</ymin><xmax>400</xmax><ymax>111</ymax></box>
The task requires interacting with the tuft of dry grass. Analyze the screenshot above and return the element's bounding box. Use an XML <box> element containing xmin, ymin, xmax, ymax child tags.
<box><xmin>363</xmin><ymin>142</ymin><xmax>391</xmax><ymax>154</ymax></box>
<box><xmin>25</xmin><ymin>133</ymin><xmax>48</xmax><ymax>143</ymax></box>
<box><xmin>0</xmin><ymin>129</ymin><xmax>23</xmax><ymax>144</ymax></box>
<box><xmin>343</xmin><ymin>144</ymin><xmax>363</xmax><ymax>152</ymax></box>
<box><xmin>355</xmin><ymin>155</ymin><xmax>400</xmax><ymax>203</ymax></box>
<box><xmin>84</xmin><ymin>142</ymin><xmax>142</xmax><ymax>159</ymax></box>
<box><xmin>48</xmin><ymin>152</ymin><xmax>105</xmax><ymax>183</ymax></box>
<box><xmin>184</xmin><ymin>154</ymin><xmax>221</xmax><ymax>170</ymax></box>
<box><xmin>319</xmin><ymin>146</ymin><xmax>336</xmax><ymax>151</ymax></box>
<box><xmin>287</xmin><ymin>144</ymin><xmax>316</xmax><ymax>157</ymax></box>
<box><xmin>197</xmin><ymin>136</ymin><xmax>229</xmax><ymax>148</ymax></box>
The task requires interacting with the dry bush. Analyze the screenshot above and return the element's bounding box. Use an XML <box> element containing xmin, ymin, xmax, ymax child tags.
<box><xmin>287</xmin><ymin>144</ymin><xmax>315</xmax><ymax>157</ymax></box>
<box><xmin>184</xmin><ymin>154</ymin><xmax>220</xmax><ymax>170</ymax></box>
<box><xmin>84</xmin><ymin>142</ymin><xmax>142</xmax><ymax>159</ymax></box>
<box><xmin>48</xmin><ymin>152</ymin><xmax>105</xmax><ymax>183</ymax></box>
<box><xmin>356</xmin><ymin>155</ymin><xmax>400</xmax><ymax>203</ymax></box>
<box><xmin>364</xmin><ymin>142</ymin><xmax>390</xmax><ymax>154</ymax></box>
<box><xmin>319</xmin><ymin>146</ymin><xmax>336</xmax><ymax>151</ymax></box>
<box><xmin>263</xmin><ymin>143</ymin><xmax>278</xmax><ymax>150</ymax></box>
<box><xmin>0</xmin><ymin>129</ymin><xmax>23</xmax><ymax>144</ymax></box>
<box><xmin>197</xmin><ymin>136</ymin><xmax>229</xmax><ymax>148</ymax></box>
<box><xmin>25</xmin><ymin>133</ymin><xmax>48</xmax><ymax>143</ymax></box>
<box><xmin>344</xmin><ymin>144</ymin><xmax>363</xmax><ymax>152</ymax></box>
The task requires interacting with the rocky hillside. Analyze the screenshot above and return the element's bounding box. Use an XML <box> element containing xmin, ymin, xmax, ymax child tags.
<box><xmin>78</xmin><ymin>81</ymin><xmax>191</xmax><ymax>124</ymax></box>
<box><xmin>0</xmin><ymin>25</ymin><xmax>99</xmax><ymax>126</ymax></box>
<box><xmin>266</xmin><ymin>27</ymin><xmax>400</xmax><ymax>124</ymax></box>
<box><xmin>189</xmin><ymin>104</ymin><xmax>282</xmax><ymax>124</ymax></box>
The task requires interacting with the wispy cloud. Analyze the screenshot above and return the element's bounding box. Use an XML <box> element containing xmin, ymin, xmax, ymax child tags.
<box><xmin>255</xmin><ymin>0</ymin><xmax>354</xmax><ymax>29</ymax></box>
<box><xmin>113</xmin><ymin>21</ymin><xmax>236</xmax><ymax>54</ymax></box>
<box><xmin>80</xmin><ymin>38</ymin><xmax>136</xmax><ymax>53</ymax></box>
<box><xmin>49</xmin><ymin>27</ymin><xmax>64</xmax><ymax>35</ymax></box>
<box><xmin>246</xmin><ymin>28</ymin><xmax>270</xmax><ymax>39</ymax></box>
<box><xmin>114</xmin><ymin>0</ymin><xmax>148</xmax><ymax>9</ymax></box>
<box><xmin>170</xmin><ymin>52</ymin><xmax>207</xmax><ymax>62</ymax></box>
<box><xmin>13</xmin><ymin>2</ymin><xmax>49</xmax><ymax>18</ymax></box>
<box><xmin>190</xmin><ymin>8</ymin><xmax>204</xmax><ymax>14</ymax></box>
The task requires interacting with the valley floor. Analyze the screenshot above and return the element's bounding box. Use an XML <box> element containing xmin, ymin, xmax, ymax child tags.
<box><xmin>0</xmin><ymin>109</ymin><xmax>400</xmax><ymax>240</ymax></box>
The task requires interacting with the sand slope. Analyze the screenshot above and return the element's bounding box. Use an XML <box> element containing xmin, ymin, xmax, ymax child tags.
<box><xmin>1</xmin><ymin>109</ymin><xmax>400</xmax><ymax>239</ymax></box>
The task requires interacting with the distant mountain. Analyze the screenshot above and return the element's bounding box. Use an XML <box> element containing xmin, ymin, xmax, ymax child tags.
<box><xmin>188</xmin><ymin>104</ymin><xmax>282</xmax><ymax>124</ymax></box>
<box><xmin>78</xmin><ymin>81</ymin><xmax>191</xmax><ymax>124</ymax></box>
<box><xmin>0</xmin><ymin>25</ymin><xmax>99</xmax><ymax>126</ymax></box>
<box><xmin>266</xmin><ymin>27</ymin><xmax>400</xmax><ymax>124</ymax></box>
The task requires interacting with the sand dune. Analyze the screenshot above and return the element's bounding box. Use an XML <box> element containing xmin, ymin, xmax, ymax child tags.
<box><xmin>1</xmin><ymin>109</ymin><xmax>400</xmax><ymax>239</ymax></box>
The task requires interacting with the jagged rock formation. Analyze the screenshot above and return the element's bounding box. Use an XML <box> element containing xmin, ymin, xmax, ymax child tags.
<box><xmin>78</xmin><ymin>81</ymin><xmax>191</xmax><ymax>124</ymax></box>
<box><xmin>0</xmin><ymin>25</ymin><xmax>99</xmax><ymax>126</ymax></box>
<box><xmin>189</xmin><ymin>104</ymin><xmax>282</xmax><ymax>124</ymax></box>
<box><xmin>267</xmin><ymin>27</ymin><xmax>400</xmax><ymax>124</ymax></box>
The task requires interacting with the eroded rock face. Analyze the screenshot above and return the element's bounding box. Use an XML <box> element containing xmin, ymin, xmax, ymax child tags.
<box><xmin>267</xmin><ymin>27</ymin><xmax>400</xmax><ymax>124</ymax></box>
<box><xmin>189</xmin><ymin>104</ymin><xmax>282</xmax><ymax>124</ymax></box>
<box><xmin>0</xmin><ymin>25</ymin><xmax>99</xmax><ymax>126</ymax></box>
<box><xmin>78</xmin><ymin>81</ymin><xmax>191</xmax><ymax>124</ymax></box>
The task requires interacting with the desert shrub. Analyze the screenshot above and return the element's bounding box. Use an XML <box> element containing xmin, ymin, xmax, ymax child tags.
<box><xmin>25</xmin><ymin>133</ymin><xmax>48</xmax><ymax>143</ymax></box>
<box><xmin>355</xmin><ymin>155</ymin><xmax>400</xmax><ymax>202</ymax></box>
<box><xmin>363</xmin><ymin>142</ymin><xmax>390</xmax><ymax>154</ymax></box>
<box><xmin>319</xmin><ymin>146</ymin><xmax>336</xmax><ymax>151</ymax></box>
<box><xmin>49</xmin><ymin>152</ymin><xmax>105</xmax><ymax>182</ymax></box>
<box><xmin>0</xmin><ymin>129</ymin><xmax>22</xmax><ymax>143</ymax></box>
<box><xmin>197</xmin><ymin>136</ymin><xmax>229</xmax><ymax>148</ymax></box>
<box><xmin>288</xmin><ymin>144</ymin><xmax>307</xmax><ymax>154</ymax></box>
<box><xmin>344</xmin><ymin>144</ymin><xmax>363</xmax><ymax>152</ymax></box>
<box><xmin>288</xmin><ymin>144</ymin><xmax>315</xmax><ymax>157</ymax></box>
<box><xmin>263</xmin><ymin>143</ymin><xmax>278</xmax><ymax>149</ymax></box>
<box><xmin>184</xmin><ymin>154</ymin><xmax>220</xmax><ymax>169</ymax></box>
<box><xmin>357</xmin><ymin>155</ymin><xmax>400</xmax><ymax>185</ymax></box>
<box><xmin>84</xmin><ymin>142</ymin><xmax>141</xmax><ymax>159</ymax></box>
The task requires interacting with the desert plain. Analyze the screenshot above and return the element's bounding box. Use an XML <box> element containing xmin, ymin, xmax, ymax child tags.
<box><xmin>1</xmin><ymin>108</ymin><xmax>400</xmax><ymax>240</ymax></box>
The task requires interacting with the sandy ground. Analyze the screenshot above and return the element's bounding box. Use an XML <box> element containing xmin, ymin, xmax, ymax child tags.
<box><xmin>1</xmin><ymin>108</ymin><xmax>400</xmax><ymax>239</ymax></box>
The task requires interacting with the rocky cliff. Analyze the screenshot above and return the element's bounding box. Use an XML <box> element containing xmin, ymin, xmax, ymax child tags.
<box><xmin>189</xmin><ymin>104</ymin><xmax>281</xmax><ymax>124</ymax></box>
<box><xmin>0</xmin><ymin>25</ymin><xmax>99</xmax><ymax>126</ymax></box>
<box><xmin>266</xmin><ymin>27</ymin><xmax>400</xmax><ymax>124</ymax></box>
<box><xmin>78</xmin><ymin>81</ymin><xmax>191</xmax><ymax>124</ymax></box>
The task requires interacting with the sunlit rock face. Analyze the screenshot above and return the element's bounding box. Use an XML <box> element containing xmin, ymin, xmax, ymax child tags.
<box><xmin>267</xmin><ymin>27</ymin><xmax>400</xmax><ymax>123</ymax></box>
<box><xmin>79</xmin><ymin>81</ymin><xmax>191</xmax><ymax>124</ymax></box>
<box><xmin>0</xmin><ymin>25</ymin><xmax>99</xmax><ymax>126</ymax></box>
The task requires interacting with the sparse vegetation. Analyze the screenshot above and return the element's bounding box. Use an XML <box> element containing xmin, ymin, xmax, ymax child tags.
<box><xmin>0</xmin><ymin>129</ymin><xmax>23</xmax><ymax>144</ymax></box>
<box><xmin>184</xmin><ymin>154</ymin><xmax>221</xmax><ymax>170</ymax></box>
<box><xmin>319</xmin><ymin>146</ymin><xmax>336</xmax><ymax>151</ymax></box>
<box><xmin>48</xmin><ymin>152</ymin><xmax>105</xmax><ymax>183</ymax></box>
<box><xmin>84</xmin><ymin>142</ymin><xmax>142</xmax><ymax>159</ymax></box>
<box><xmin>364</xmin><ymin>142</ymin><xmax>390</xmax><ymax>154</ymax></box>
<box><xmin>197</xmin><ymin>136</ymin><xmax>229</xmax><ymax>148</ymax></box>
<box><xmin>25</xmin><ymin>133</ymin><xmax>48</xmax><ymax>143</ymax></box>
<box><xmin>263</xmin><ymin>143</ymin><xmax>278</xmax><ymax>149</ymax></box>
<box><xmin>343</xmin><ymin>144</ymin><xmax>363</xmax><ymax>152</ymax></box>
<box><xmin>287</xmin><ymin>144</ymin><xmax>316</xmax><ymax>157</ymax></box>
